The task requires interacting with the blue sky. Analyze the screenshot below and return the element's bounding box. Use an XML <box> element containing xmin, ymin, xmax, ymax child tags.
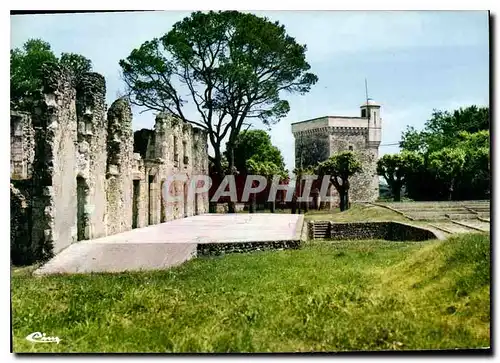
<box><xmin>10</xmin><ymin>11</ymin><xmax>489</xmax><ymax>171</ymax></box>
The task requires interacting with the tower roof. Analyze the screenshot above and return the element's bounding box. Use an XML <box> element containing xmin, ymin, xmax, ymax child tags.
<box><xmin>361</xmin><ymin>98</ymin><xmax>380</xmax><ymax>107</ymax></box>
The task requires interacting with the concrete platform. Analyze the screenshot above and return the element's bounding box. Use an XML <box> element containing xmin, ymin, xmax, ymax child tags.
<box><xmin>34</xmin><ymin>214</ymin><xmax>304</xmax><ymax>275</ymax></box>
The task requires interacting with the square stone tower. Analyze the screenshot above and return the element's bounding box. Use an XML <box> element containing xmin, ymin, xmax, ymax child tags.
<box><xmin>291</xmin><ymin>99</ymin><xmax>382</xmax><ymax>203</ymax></box>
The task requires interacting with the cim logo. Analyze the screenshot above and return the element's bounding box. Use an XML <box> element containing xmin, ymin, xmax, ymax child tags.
<box><xmin>25</xmin><ymin>332</ymin><xmax>61</xmax><ymax>344</ymax></box>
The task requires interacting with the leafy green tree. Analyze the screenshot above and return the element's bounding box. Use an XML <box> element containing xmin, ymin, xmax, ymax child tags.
<box><xmin>429</xmin><ymin>147</ymin><xmax>466</xmax><ymax>201</ymax></box>
<box><xmin>456</xmin><ymin>130</ymin><xmax>490</xmax><ymax>199</ymax></box>
<box><xmin>315</xmin><ymin>151</ymin><xmax>362</xmax><ymax>211</ymax></box>
<box><xmin>11</xmin><ymin>39</ymin><xmax>58</xmax><ymax>110</ymax></box>
<box><xmin>295</xmin><ymin>133</ymin><xmax>329</xmax><ymax>170</ymax></box>
<box><xmin>398</xmin><ymin>126</ymin><xmax>428</xmax><ymax>153</ymax></box>
<box><xmin>119</xmin><ymin>10</ymin><xmax>318</xmax><ymax>180</ymax></box>
<box><xmin>400</xmin><ymin>106</ymin><xmax>489</xmax><ymax>154</ymax></box>
<box><xmin>400</xmin><ymin>106</ymin><xmax>490</xmax><ymax>201</ymax></box>
<box><xmin>60</xmin><ymin>52</ymin><xmax>92</xmax><ymax>81</ymax></box>
<box><xmin>246</xmin><ymin>159</ymin><xmax>288</xmax><ymax>180</ymax></box>
<box><xmin>377</xmin><ymin>151</ymin><xmax>424</xmax><ymax>201</ymax></box>
<box><xmin>231</xmin><ymin>129</ymin><xmax>286</xmax><ymax>176</ymax></box>
<box><xmin>11</xmin><ymin>39</ymin><xmax>93</xmax><ymax>112</ymax></box>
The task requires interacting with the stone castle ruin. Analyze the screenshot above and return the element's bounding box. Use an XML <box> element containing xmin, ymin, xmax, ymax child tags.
<box><xmin>10</xmin><ymin>65</ymin><xmax>209</xmax><ymax>265</ymax></box>
<box><xmin>291</xmin><ymin>99</ymin><xmax>382</xmax><ymax>204</ymax></box>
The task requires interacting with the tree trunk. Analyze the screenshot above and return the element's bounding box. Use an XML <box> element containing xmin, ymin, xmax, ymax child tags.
<box><xmin>297</xmin><ymin>178</ymin><xmax>303</xmax><ymax>214</ymax></box>
<box><xmin>393</xmin><ymin>187</ymin><xmax>401</xmax><ymax>202</ymax></box>
<box><xmin>212</xmin><ymin>146</ymin><xmax>224</xmax><ymax>177</ymax></box>
<box><xmin>249</xmin><ymin>194</ymin><xmax>255</xmax><ymax>213</ymax></box>
<box><xmin>339</xmin><ymin>191</ymin><xmax>346</xmax><ymax>211</ymax></box>
<box><xmin>291</xmin><ymin>194</ymin><xmax>297</xmax><ymax>214</ymax></box>
<box><xmin>209</xmin><ymin>202</ymin><xmax>216</xmax><ymax>213</ymax></box>
<box><xmin>270</xmin><ymin>201</ymin><xmax>275</xmax><ymax>213</ymax></box>
<box><xmin>344</xmin><ymin>191</ymin><xmax>350</xmax><ymax>211</ymax></box>
<box><xmin>343</xmin><ymin>178</ymin><xmax>351</xmax><ymax>211</ymax></box>
<box><xmin>227</xmin><ymin>141</ymin><xmax>236</xmax><ymax>213</ymax></box>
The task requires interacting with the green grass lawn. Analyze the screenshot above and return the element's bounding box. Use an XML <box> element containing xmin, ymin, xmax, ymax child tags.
<box><xmin>304</xmin><ymin>203</ymin><xmax>408</xmax><ymax>222</ymax></box>
<box><xmin>11</xmin><ymin>233</ymin><xmax>489</xmax><ymax>353</ymax></box>
<box><xmin>233</xmin><ymin>202</ymin><xmax>406</xmax><ymax>221</ymax></box>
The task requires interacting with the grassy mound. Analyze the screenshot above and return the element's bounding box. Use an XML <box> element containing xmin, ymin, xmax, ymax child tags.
<box><xmin>11</xmin><ymin>233</ymin><xmax>489</xmax><ymax>352</ymax></box>
<box><xmin>305</xmin><ymin>203</ymin><xmax>408</xmax><ymax>222</ymax></box>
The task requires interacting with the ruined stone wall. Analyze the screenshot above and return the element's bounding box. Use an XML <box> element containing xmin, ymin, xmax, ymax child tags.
<box><xmin>10</xmin><ymin>111</ymin><xmax>36</xmax><ymax>264</ymax></box>
<box><xmin>76</xmin><ymin>73</ymin><xmax>108</xmax><ymax>239</ymax></box>
<box><xmin>192</xmin><ymin>127</ymin><xmax>209</xmax><ymax>215</ymax></box>
<box><xmin>136</xmin><ymin>114</ymin><xmax>210</xmax><ymax>225</ymax></box>
<box><xmin>10</xmin><ymin>111</ymin><xmax>35</xmax><ymax>180</ymax></box>
<box><xmin>309</xmin><ymin>221</ymin><xmax>437</xmax><ymax>241</ymax></box>
<box><xmin>153</xmin><ymin>114</ymin><xmax>190</xmax><ymax>222</ymax></box>
<box><xmin>133</xmin><ymin>153</ymin><xmax>148</xmax><ymax>229</ymax></box>
<box><xmin>30</xmin><ymin>64</ymin><xmax>78</xmax><ymax>256</ymax></box>
<box><xmin>10</xmin><ymin>182</ymin><xmax>32</xmax><ymax>265</ymax></box>
<box><xmin>11</xmin><ymin>66</ymin><xmax>211</xmax><ymax>264</ymax></box>
<box><xmin>106</xmin><ymin>98</ymin><xmax>134</xmax><ymax>235</ymax></box>
<box><xmin>24</xmin><ymin>67</ymin><xmax>114</xmax><ymax>258</ymax></box>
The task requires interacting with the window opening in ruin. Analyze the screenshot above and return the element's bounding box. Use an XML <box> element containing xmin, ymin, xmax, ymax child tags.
<box><xmin>132</xmin><ymin>180</ymin><xmax>140</xmax><ymax>228</ymax></box>
<box><xmin>361</xmin><ymin>109</ymin><xmax>367</xmax><ymax>118</ymax></box>
<box><xmin>183</xmin><ymin>141</ymin><xmax>188</xmax><ymax>165</ymax></box>
<box><xmin>174</xmin><ymin>136</ymin><xmax>179</xmax><ymax>162</ymax></box>
<box><xmin>77</xmin><ymin>176</ymin><xmax>89</xmax><ymax>241</ymax></box>
<box><xmin>160</xmin><ymin>180</ymin><xmax>166</xmax><ymax>223</ymax></box>
<box><xmin>184</xmin><ymin>182</ymin><xmax>188</xmax><ymax>218</ymax></box>
<box><xmin>349</xmin><ymin>145</ymin><xmax>353</xmax><ymax>151</ymax></box>
<box><xmin>194</xmin><ymin>191</ymin><xmax>199</xmax><ymax>215</ymax></box>
<box><xmin>373</xmin><ymin>111</ymin><xmax>377</xmax><ymax>120</ymax></box>
<box><xmin>148</xmin><ymin>175</ymin><xmax>154</xmax><ymax>225</ymax></box>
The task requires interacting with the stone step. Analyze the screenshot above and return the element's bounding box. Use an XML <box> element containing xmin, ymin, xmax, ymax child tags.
<box><xmin>452</xmin><ymin>220</ymin><xmax>490</xmax><ymax>232</ymax></box>
<box><xmin>430</xmin><ymin>222</ymin><xmax>476</xmax><ymax>234</ymax></box>
<box><xmin>396</xmin><ymin>207</ymin><xmax>469</xmax><ymax>212</ymax></box>
<box><xmin>446</xmin><ymin>213</ymin><xmax>481</xmax><ymax>220</ymax></box>
<box><xmin>409</xmin><ymin>215</ymin><xmax>450</xmax><ymax>221</ymax></box>
<box><xmin>384</xmin><ymin>201</ymin><xmax>490</xmax><ymax>210</ymax></box>
<box><xmin>405</xmin><ymin>211</ymin><xmax>451</xmax><ymax>217</ymax></box>
<box><xmin>444</xmin><ymin>210</ymin><xmax>478</xmax><ymax>214</ymax></box>
<box><xmin>385</xmin><ymin>203</ymin><xmax>469</xmax><ymax>208</ymax></box>
<box><xmin>468</xmin><ymin>207</ymin><xmax>490</xmax><ymax>212</ymax></box>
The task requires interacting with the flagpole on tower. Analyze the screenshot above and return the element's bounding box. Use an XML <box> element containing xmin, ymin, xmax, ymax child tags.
<box><xmin>365</xmin><ymin>78</ymin><xmax>370</xmax><ymax>123</ymax></box>
<box><xmin>365</xmin><ymin>78</ymin><xmax>369</xmax><ymax>102</ymax></box>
